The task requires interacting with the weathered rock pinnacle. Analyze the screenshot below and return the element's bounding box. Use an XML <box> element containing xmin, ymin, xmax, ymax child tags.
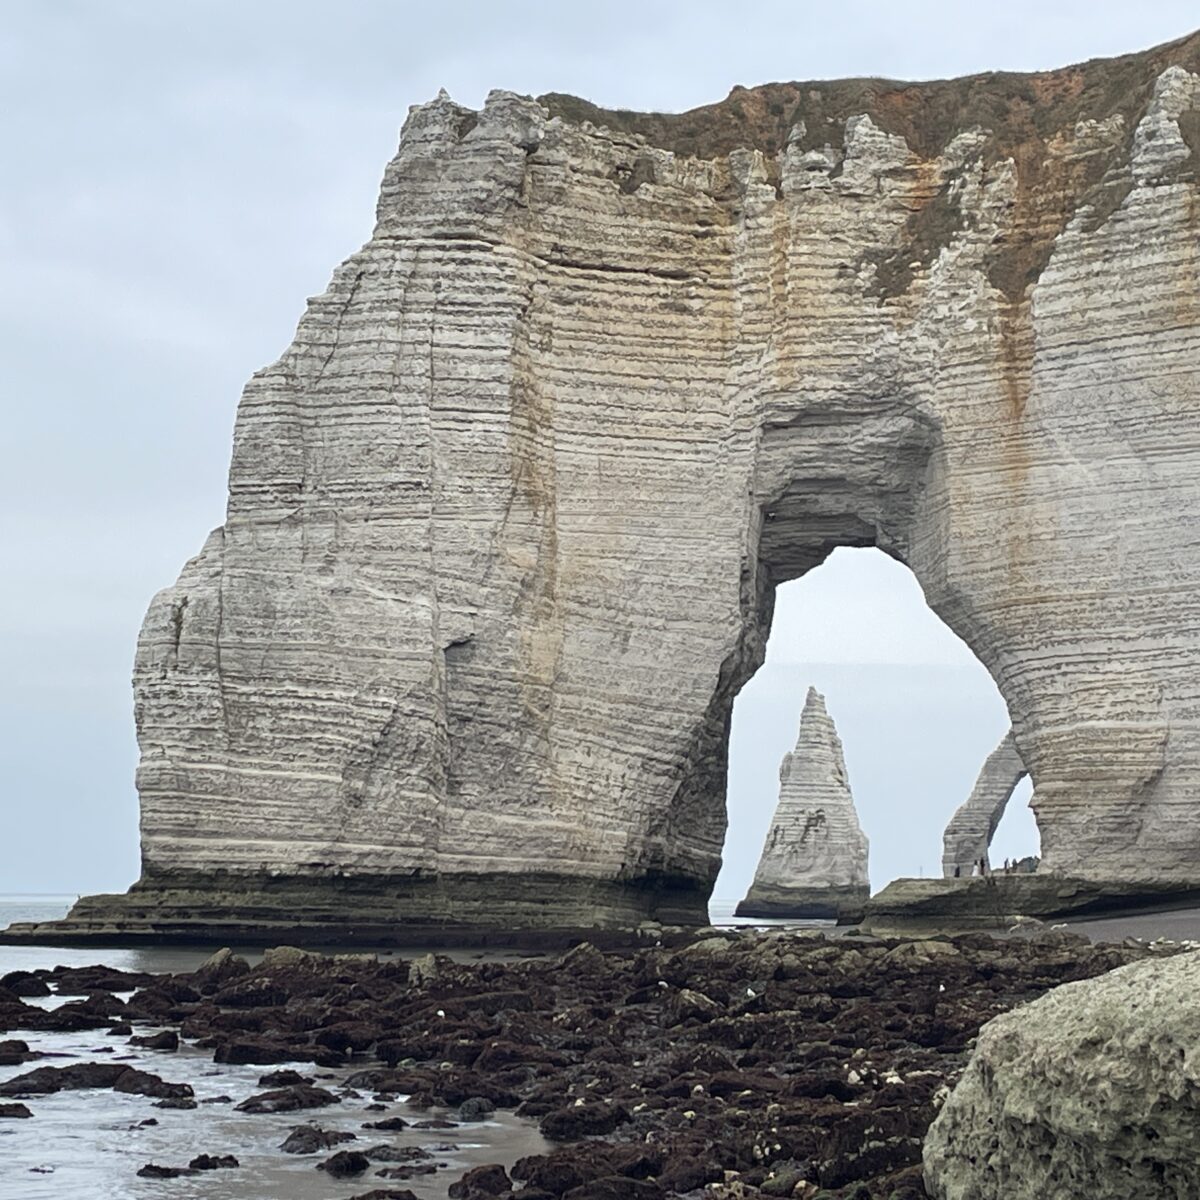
<box><xmin>7</xmin><ymin>32</ymin><xmax>1200</xmax><ymax>943</ymax></box>
<box><xmin>735</xmin><ymin>688</ymin><xmax>869</xmax><ymax>920</ymax></box>
<box><xmin>942</xmin><ymin>731</ymin><xmax>1029</xmax><ymax>878</ymax></box>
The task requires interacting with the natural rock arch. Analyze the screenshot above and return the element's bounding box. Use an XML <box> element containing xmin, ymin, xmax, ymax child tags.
<box><xmin>657</xmin><ymin>392</ymin><xmax>952</xmax><ymax>903</ymax></box>
<box><xmin>14</xmin><ymin>34</ymin><xmax>1200</xmax><ymax>942</ymax></box>
<box><xmin>942</xmin><ymin>731</ymin><xmax>1031</xmax><ymax>878</ymax></box>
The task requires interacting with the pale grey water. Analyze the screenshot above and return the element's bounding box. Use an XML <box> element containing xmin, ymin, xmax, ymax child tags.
<box><xmin>0</xmin><ymin>896</ymin><xmax>235</xmax><ymax>975</ymax></box>
<box><xmin>709</xmin><ymin>897</ymin><xmax>831</xmax><ymax>930</ymax></box>
<box><xmin>0</xmin><ymin>897</ymin><xmax>553</xmax><ymax>1200</ymax></box>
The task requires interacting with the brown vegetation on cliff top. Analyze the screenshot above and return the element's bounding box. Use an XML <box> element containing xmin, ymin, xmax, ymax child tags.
<box><xmin>539</xmin><ymin>30</ymin><xmax>1199</xmax><ymax>165</ymax></box>
<box><xmin>541</xmin><ymin>30</ymin><xmax>1200</xmax><ymax>305</ymax></box>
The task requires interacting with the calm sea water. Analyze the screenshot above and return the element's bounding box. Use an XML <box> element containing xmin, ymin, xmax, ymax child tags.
<box><xmin>0</xmin><ymin>896</ymin><xmax>74</xmax><ymax>923</ymax></box>
<box><xmin>0</xmin><ymin>897</ymin><xmax>228</xmax><ymax>976</ymax></box>
<box><xmin>0</xmin><ymin>895</ymin><xmax>558</xmax><ymax>1199</ymax></box>
<box><xmin>0</xmin><ymin>1028</ymin><xmax>548</xmax><ymax>1199</ymax></box>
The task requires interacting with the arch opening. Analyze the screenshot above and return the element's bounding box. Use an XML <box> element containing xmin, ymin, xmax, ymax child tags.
<box><xmin>711</xmin><ymin>546</ymin><xmax>1043</xmax><ymax>916</ymax></box>
<box><xmin>988</xmin><ymin>776</ymin><xmax>1041</xmax><ymax>871</ymax></box>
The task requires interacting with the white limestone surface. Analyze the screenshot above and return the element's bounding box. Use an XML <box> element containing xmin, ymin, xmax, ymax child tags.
<box><xmin>739</xmin><ymin>688</ymin><xmax>869</xmax><ymax>903</ymax></box>
<box><xmin>115</xmin><ymin>35</ymin><xmax>1200</xmax><ymax>927</ymax></box>
<box><xmin>942</xmin><ymin>731</ymin><xmax>1028</xmax><ymax>877</ymax></box>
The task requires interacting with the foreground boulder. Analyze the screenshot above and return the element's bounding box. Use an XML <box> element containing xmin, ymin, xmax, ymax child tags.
<box><xmin>0</xmin><ymin>971</ymin><xmax>50</xmax><ymax>997</ymax></box>
<box><xmin>192</xmin><ymin>947</ymin><xmax>250</xmax><ymax>985</ymax></box>
<box><xmin>281</xmin><ymin>1124</ymin><xmax>357</xmax><ymax>1154</ymax></box>
<box><xmin>189</xmin><ymin>1154</ymin><xmax>239</xmax><ymax>1170</ymax></box>
<box><xmin>0</xmin><ymin>1039</ymin><xmax>37</xmax><ymax>1065</ymax></box>
<box><xmin>924</xmin><ymin>950</ymin><xmax>1200</xmax><ymax>1198</ymax></box>
<box><xmin>449</xmin><ymin>1164</ymin><xmax>511</xmax><ymax>1198</ymax></box>
<box><xmin>235</xmin><ymin>1084</ymin><xmax>339</xmax><ymax>1113</ymax></box>
<box><xmin>0</xmin><ymin>1063</ymin><xmax>191</xmax><ymax>1099</ymax></box>
<box><xmin>130</xmin><ymin>1030</ymin><xmax>178</xmax><ymax>1051</ymax></box>
<box><xmin>138</xmin><ymin>1163</ymin><xmax>198</xmax><ymax>1178</ymax></box>
<box><xmin>318</xmin><ymin>1149</ymin><xmax>371</xmax><ymax>1177</ymax></box>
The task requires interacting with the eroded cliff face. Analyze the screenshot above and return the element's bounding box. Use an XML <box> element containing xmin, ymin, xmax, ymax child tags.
<box><xmin>121</xmin><ymin>33</ymin><xmax>1200</xmax><ymax>931</ymax></box>
<box><xmin>736</xmin><ymin>688</ymin><xmax>869</xmax><ymax>920</ymax></box>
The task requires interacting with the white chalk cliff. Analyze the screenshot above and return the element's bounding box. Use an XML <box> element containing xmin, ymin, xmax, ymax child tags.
<box><xmin>942</xmin><ymin>731</ymin><xmax>1029</xmax><ymax>877</ymax></box>
<box><xmin>23</xmin><ymin>33</ymin><xmax>1200</xmax><ymax>938</ymax></box>
<box><xmin>736</xmin><ymin>688</ymin><xmax>869</xmax><ymax>918</ymax></box>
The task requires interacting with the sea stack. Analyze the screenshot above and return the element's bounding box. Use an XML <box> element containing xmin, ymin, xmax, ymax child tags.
<box><xmin>736</xmin><ymin>688</ymin><xmax>869</xmax><ymax>920</ymax></box>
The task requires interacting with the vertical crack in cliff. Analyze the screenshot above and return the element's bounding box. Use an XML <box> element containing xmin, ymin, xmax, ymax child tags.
<box><xmin>996</xmin><ymin>298</ymin><xmax>1035</xmax><ymax>418</ymax></box>
<box><xmin>168</xmin><ymin>596</ymin><xmax>188</xmax><ymax>670</ymax></box>
<box><xmin>1179</xmin><ymin>109</ymin><xmax>1200</xmax><ymax>174</ymax></box>
<box><xmin>312</xmin><ymin>267</ymin><xmax>365</xmax><ymax>388</ymax></box>
<box><xmin>424</xmin><ymin>269</ymin><xmax>453</xmax><ymax>859</ymax></box>
<box><xmin>327</xmin><ymin>250</ymin><xmax>434</xmax><ymax>844</ymax></box>
<box><xmin>508</xmin><ymin>270</ymin><xmax>564</xmax><ymax>821</ymax></box>
<box><xmin>342</xmin><ymin>254</ymin><xmax>439</xmax><ymax>844</ymax></box>
<box><xmin>212</xmin><ymin>530</ymin><xmax>230</xmax><ymax>741</ymax></box>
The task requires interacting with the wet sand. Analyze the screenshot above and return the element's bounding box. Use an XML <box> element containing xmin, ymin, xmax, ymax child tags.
<box><xmin>1056</xmin><ymin>905</ymin><xmax>1200</xmax><ymax>944</ymax></box>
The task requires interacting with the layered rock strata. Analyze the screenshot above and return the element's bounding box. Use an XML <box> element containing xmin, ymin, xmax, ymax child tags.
<box><xmin>735</xmin><ymin>688</ymin><xmax>869</xmax><ymax>919</ymax></box>
<box><xmin>942</xmin><ymin>730</ymin><xmax>1028</xmax><ymax>877</ymax></box>
<box><xmin>860</xmin><ymin>873</ymin><xmax>1200</xmax><ymax>933</ymax></box>
<box><xmin>15</xmin><ymin>33</ymin><xmax>1200</xmax><ymax>939</ymax></box>
<box><xmin>924</xmin><ymin>949</ymin><xmax>1200</xmax><ymax>1199</ymax></box>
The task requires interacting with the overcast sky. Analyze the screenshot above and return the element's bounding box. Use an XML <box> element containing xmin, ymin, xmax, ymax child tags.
<box><xmin>2</xmin><ymin>2</ymin><xmax>1194</xmax><ymax>898</ymax></box>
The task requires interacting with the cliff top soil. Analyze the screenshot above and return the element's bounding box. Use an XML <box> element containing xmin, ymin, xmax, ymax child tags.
<box><xmin>542</xmin><ymin>29</ymin><xmax>1200</xmax><ymax>302</ymax></box>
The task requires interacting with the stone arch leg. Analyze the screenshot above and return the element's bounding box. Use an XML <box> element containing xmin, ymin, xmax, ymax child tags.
<box><xmin>942</xmin><ymin>731</ymin><xmax>1029</xmax><ymax>878</ymax></box>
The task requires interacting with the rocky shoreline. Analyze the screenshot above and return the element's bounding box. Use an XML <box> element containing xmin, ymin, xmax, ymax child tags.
<box><xmin>0</xmin><ymin>929</ymin><xmax>1188</xmax><ymax>1198</ymax></box>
